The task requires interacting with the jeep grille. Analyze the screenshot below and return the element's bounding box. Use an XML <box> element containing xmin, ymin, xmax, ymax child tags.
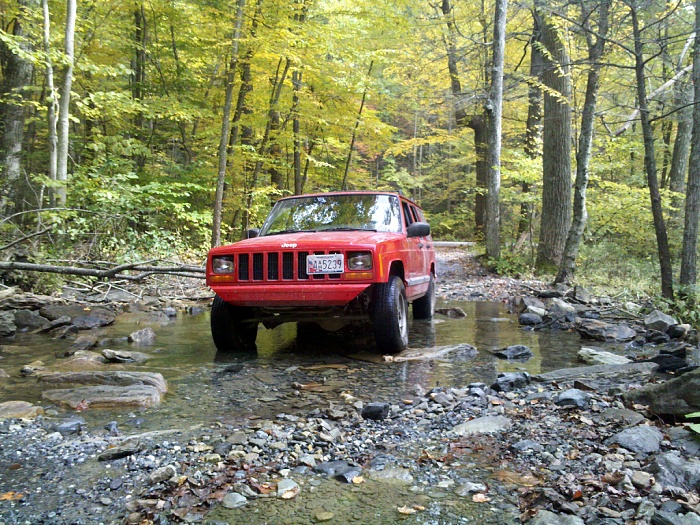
<box><xmin>237</xmin><ymin>251</ymin><xmax>342</xmax><ymax>282</ymax></box>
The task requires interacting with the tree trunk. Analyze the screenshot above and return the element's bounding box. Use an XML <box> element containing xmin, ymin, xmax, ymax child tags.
<box><xmin>341</xmin><ymin>61</ymin><xmax>373</xmax><ymax>190</ymax></box>
<box><xmin>534</xmin><ymin>0</ymin><xmax>572</xmax><ymax>273</ymax></box>
<box><xmin>555</xmin><ymin>0</ymin><xmax>610</xmax><ymax>285</ymax></box>
<box><xmin>669</xmin><ymin>84</ymin><xmax>692</xmax><ymax>194</ymax></box>
<box><xmin>484</xmin><ymin>0</ymin><xmax>506</xmax><ymax>260</ymax></box>
<box><xmin>0</xmin><ymin>0</ymin><xmax>37</xmax><ymax>216</ymax></box>
<box><xmin>42</xmin><ymin>0</ymin><xmax>58</xmax><ymax>208</ymax></box>
<box><xmin>56</xmin><ymin>0</ymin><xmax>76</xmax><ymax>207</ymax></box>
<box><xmin>680</xmin><ymin>0</ymin><xmax>700</xmax><ymax>288</ymax></box>
<box><xmin>472</xmin><ymin>115</ymin><xmax>488</xmax><ymax>234</ymax></box>
<box><xmin>293</xmin><ymin>70</ymin><xmax>303</xmax><ymax>195</ymax></box>
<box><xmin>631</xmin><ymin>8</ymin><xmax>674</xmax><ymax>299</ymax></box>
<box><xmin>211</xmin><ymin>0</ymin><xmax>246</xmax><ymax>248</ymax></box>
<box><xmin>519</xmin><ymin>20</ymin><xmax>544</xmax><ymax>237</ymax></box>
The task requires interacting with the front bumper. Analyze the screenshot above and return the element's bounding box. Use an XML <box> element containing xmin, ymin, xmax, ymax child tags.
<box><xmin>210</xmin><ymin>283</ymin><xmax>372</xmax><ymax>307</ymax></box>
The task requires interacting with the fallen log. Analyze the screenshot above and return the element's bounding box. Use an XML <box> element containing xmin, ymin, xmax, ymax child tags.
<box><xmin>0</xmin><ymin>260</ymin><xmax>205</xmax><ymax>281</ymax></box>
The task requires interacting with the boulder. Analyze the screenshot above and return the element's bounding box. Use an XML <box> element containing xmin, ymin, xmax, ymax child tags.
<box><xmin>493</xmin><ymin>345</ymin><xmax>533</xmax><ymax>360</ymax></box>
<box><xmin>361</xmin><ymin>403</ymin><xmax>390</xmax><ymax>420</ymax></box>
<box><xmin>646</xmin><ymin>451</ymin><xmax>700</xmax><ymax>491</ymax></box>
<box><xmin>644</xmin><ymin>310</ymin><xmax>678</xmax><ymax>332</ymax></box>
<box><xmin>624</xmin><ymin>367</ymin><xmax>700</xmax><ymax>417</ymax></box>
<box><xmin>0</xmin><ymin>311</ymin><xmax>16</xmax><ymax>337</ymax></box>
<box><xmin>578</xmin><ymin>347</ymin><xmax>631</xmax><ymax>365</ymax></box>
<box><xmin>37</xmin><ymin>371</ymin><xmax>167</xmax><ymax>393</ymax></box>
<box><xmin>13</xmin><ymin>309</ymin><xmax>50</xmax><ymax>331</ymax></box>
<box><xmin>42</xmin><ymin>384</ymin><xmax>164</xmax><ymax>408</ymax></box>
<box><xmin>576</xmin><ymin>319</ymin><xmax>637</xmax><ymax>342</ymax></box>
<box><xmin>451</xmin><ymin>415</ymin><xmax>512</xmax><ymax>436</ymax></box>
<box><xmin>607</xmin><ymin>425</ymin><xmax>664</xmax><ymax>455</ymax></box>
<box><xmin>0</xmin><ymin>400</ymin><xmax>44</xmax><ymax>419</ymax></box>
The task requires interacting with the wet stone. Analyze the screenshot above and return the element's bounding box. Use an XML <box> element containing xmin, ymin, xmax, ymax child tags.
<box><xmin>452</xmin><ymin>415</ymin><xmax>512</xmax><ymax>436</ymax></box>
<box><xmin>493</xmin><ymin>345</ymin><xmax>533</xmax><ymax>360</ymax></box>
<box><xmin>361</xmin><ymin>402</ymin><xmax>390</xmax><ymax>420</ymax></box>
<box><xmin>491</xmin><ymin>372</ymin><xmax>530</xmax><ymax>392</ymax></box>
<box><xmin>222</xmin><ymin>492</ymin><xmax>247</xmax><ymax>509</ymax></box>
<box><xmin>597</xmin><ymin>408</ymin><xmax>646</xmax><ymax>427</ymax></box>
<box><xmin>519</xmin><ymin>312</ymin><xmax>542</xmax><ymax>326</ymax></box>
<box><xmin>530</xmin><ymin>510</ymin><xmax>585</xmax><ymax>525</ymax></box>
<box><xmin>128</xmin><ymin>327</ymin><xmax>156</xmax><ymax>345</ymax></box>
<box><xmin>512</xmin><ymin>439</ymin><xmax>544</xmax><ymax>453</ymax></box>
<box><xmin>13</xmin><ymin>310</ymin><xmax>49</xmax><ymax>331</ymax></box>
<box><xmin>50</xmin><ymin>418</ymin><xmax>86</xmax><ymax>435</ymax></box>
<box><xmin>607</xmin><ymin>426</ymin><xmax>663</xmax><ymax>456</ymax></box>
<box><xmin>0</xmin><ymin>400</ymin><xmax>44</xmax><ymax>420</ymax></box>
<box><xmin>0</xmin><ymin>311</ymin><xmax>16</xmax><ymax>336</ymax></box>
<box><xmin>435</xmin><ymin>307</ymin><xmax>466</xmax><ymax>318</ymax></box>
<box><xmin>578</xmin><ymin>347</ymin><xmax>631</xmax><ymax>365</ymax></box>
<box><xmin>368</xmin><ymin>467</ymin><xmax>413</xmax><ymax>485</ymax></box>
<box><xmin>644</xmin><ymin>310</ymin><xmax>678</xmax><ymax>332</ymax></box>
<box><xmin>555</xmin><ymin>389</ymin><xmax>592</xmax><ymax>409</ymax></box>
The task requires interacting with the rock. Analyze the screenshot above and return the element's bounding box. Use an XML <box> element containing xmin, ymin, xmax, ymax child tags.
<box><xmin>67</xmin><ymin>335</ymin><xmax>98</xmax><ymax>353</ymax></box>
<box><xmin>624</xmin><ymin>367</ymin><xmax>700</xmax><ymax>417</ymax></box>
<box><xmin>547</xmin><ymin>297</ymin><xmax>576</xmax><ymax>318</ymax></box>
<box><xmin>572</xmin><ymin>286</ymin><xmax>593</xmax><ymax>304</ymax></box>
<box><xmin>596</xmin><ymin>408</ymin><xmax>646</xmax><ymax>427</ymax></box>
<box><xmin>51</xmin><ymin>418</ymin><xmax>86</xmax><ymax>435</ymax></box>
<box><xmin>631</xmin><ymin>471</ymin><xmax>654</xmax><ymax>489</ymax></box>
<box><xmin>578</xmin><ymin>347</ymin><xmax>631</xmax><ymax>365</ymax></box>
<box><xmin>0</xmin><ymin>369</ymin><xmax>9</xmax><ymax>379</ymax></box>
<box><xmin>454</xmin><ymin>482</ymin><xmax>488</xmax><ymax>496</ymax></box>
<box><xmin>222</xmin><ymin>492</ymin><xmax>247</xmax><ymax>509</ymax></box>
<box><xmin>668</xmin><ymin>324</ymin><xmax>690</xmax><ymax>339</ymax></box>
<box><xmin>361</xmin><ymin>402</ymin><xmax>390</xmax><ymax>420</ymax></box>
<box><xmin>519</xmin><ymin>312</ymin><xmax>542</xmax><ymax>326</ymax></box>
<box><xmin>607</xmin><ymin>426</ymin><xmax>663</xmax><ymax>455</ymax></box>
<box><xmin>333</xmin><ymin>465</ymin><xmax>363</xmax><ymax>483</ymax></box>
<box><xmin>38</xmin><ymin>371</ymin><xmax>167</xmax><ymax>393</ymax></box>
<box><xmin>102</xmin><ymin>349</ymin><xmax>151</xmax><ymax>363</ymax></box>
<box><xmin>435</xmin><ymin>307</ymin><xmax>466</xmax><ymax>318</ymax></box>
<box><xmin>39</xmin><ymin>305</ymin><xmax>92</xmax><ymax>321</ymax></box>
<box><xmin>526</xmin><ymin>306</ymin><xmax>547</xmax><ymax>317</ymax></box>
<box><xmin>644</xmin><ymin>310</ymin><xmax>678</xmax><ymax>332</ymax></box>
<box><xmin>42</xmin><ymin>384</ymin><xmax>164</xmax><ymax>409</ymax></box>
<box><xmin>117</xmin><ymin>311</ymin><xmax>171</xmax><ymax>326</ymax></box>
<box><xmin>491</xmin><ymin>372</ymin><xmax>530</xmax><ymax>392</ymax></box>
<box><xmin>128</xmin><ymin>327</ymin><xmax>156</xmax><ymax>345</ymax></box>
<box><xmin>529</xmin><ymin>509</ymin><xmax>585</xmax><ymax>525</ymax></box>
<box><xmin>535</xmin><ymin>362</ymin><xmax>658</xmax><ymax>385</ymax></box>
<box><xmin>451</xmin><ymin>415</ymin><xmax>512</xmax><ymax>436</ymax></box>
<box><xmin>21</xmin><ymin>360</ymin><xmax>46</xmax><ymax>376</ymax></box>
<box><xmin>72</xmin><ymin>313</ymin><xmax>116</xmax><ymax>329</ymax></box>
<box><xmin>314</xmin><ymin>460</ymin><xmax>357</xmax><ymax>477</ymax></box>
<box><xmin>13</xmin><ymin>310</ymin><xmax>49</xmax><ymax>331</ymax></box>
<box><xmin>163</xmin><ymin>307</ymin><xmax>177</xmax><ymax>318</ymax></box>
<box><xmin>368</xmin><ymin>467</ymin><xmax>414</xmax><ymax>485</ymax></box>
<box><xmin>515</xmin><ymin>296</ymin><xmax>546</xmax><ymax>313</ymax></box>
<box><xmin>512</xmin><ymin>439</ymin><xmax>544</xmax><ymax>453</ymax></box>
<box><xmin>314</xmin><ymin>511</ymin><xmax>335</xmax><ymax>522</ymax></box>
<box><xmin>576</xmin><ymin>319</ymin><xmax>637</xmax><ymax>342</ymax></box>
<box><xmin>277</xmin><ymin>478</ymin><xmax>300</xmax><ymax>498</ymax></box>
<box><xmin>0</xmin><ymin>311</ymin><xmax>16</xmax><ymax>336</ymax></box>
<box><xmin>658</xmin><ymin>342</ymin><xmax>692</xmax><ymax>358</ymax></box>
<box><xmin>555</xmin><ymin>389</ymin><xmax>592</xmax><ymax>409</ymax></box>
<box><xmin>644</xmin><ymin>354</ymin><xmax>689</xmax><ymax>373</ymax></box>
<box><xmin>493</xmin><ymin>345</ymin><xmax>533</xmax><ymax>360</ymax></box>
<box><xmin>104</xmin><ymin>421</ymin><xmax>119</xmax><ymax>435</ymax></box>
<box><xmin>0</xmin><ymin>400</ymin><xmax>44</xmax><ymax>419</ymax></box>
<box><xmin>646</xmin><ymin>451</ymin><xmax>700</xmax><ymax>492</ymax></box>
<box><xmin>148</xmin><ymin>465</ymin><xmax>177</xmax><ymax>485</ymax></box>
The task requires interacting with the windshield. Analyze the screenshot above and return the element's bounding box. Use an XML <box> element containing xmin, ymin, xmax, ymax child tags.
<box><xmin>259</xmin><ymin>194</ymin><xmax>402</xmax><ymax>236</ymax></box>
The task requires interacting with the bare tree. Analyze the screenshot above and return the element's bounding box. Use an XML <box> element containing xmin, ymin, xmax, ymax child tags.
<box><xmin>55</xmin><ymin>0</ymin><xmax>76</xmax><ymax>207</ymax></box>
<box><xmin>42</xmin><ymin>0</ymin><xmax>58</xmax><ymax>207</ymax></box>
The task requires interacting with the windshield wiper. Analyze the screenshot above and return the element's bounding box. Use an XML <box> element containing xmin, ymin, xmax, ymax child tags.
<box><xmin>320</xmin><ymin>227</ymin><xmax>378</xmax><ymax>232</ymax></box>
<box><xmin>265</xmin><ymin>229</ymin><xmax>316</xmax><ymax>236</ymax></box>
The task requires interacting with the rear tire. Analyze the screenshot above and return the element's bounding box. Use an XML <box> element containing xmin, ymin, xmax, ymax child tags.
<box><xmin>412</xmin><ymin>273</ymin><xmax>435</xmax><ymax>320</ymax></box>
<box><xmin>211</xmin><ymin>295</ymin><xmax>258</xmax><ymax>352</ymax></box>
<box><xmin>371</xmin><ymin>276</ymin><xmax>409</xmax><ymax>353</ymax></box>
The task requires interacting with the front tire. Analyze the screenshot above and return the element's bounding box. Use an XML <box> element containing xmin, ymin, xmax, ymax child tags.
<box><xmin>211</xmin><ymin>295</ymin><xmax>258</xmax><ymax>353</ymax></box>
<box><xmin>412</xmin><ymin>273</ymin><xmax>436</xmax><ymax>320</ymax></box>
<box><xmin>372</xmin><ymin>276</ymin><xmax>409</xmax><ymax>353</ymax></box>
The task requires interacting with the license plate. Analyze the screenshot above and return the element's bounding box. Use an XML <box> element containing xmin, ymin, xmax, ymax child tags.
<box><xmin>307</xmin><ymin>254</ymin><xmax>344</xmax><ymax>274</ymax></box>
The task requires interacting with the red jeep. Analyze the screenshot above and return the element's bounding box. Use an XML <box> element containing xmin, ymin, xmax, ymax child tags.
<box><xmin>206</xmin><ymin>191</ymin><xmax>436</xmax><ymax>353</ymax></box>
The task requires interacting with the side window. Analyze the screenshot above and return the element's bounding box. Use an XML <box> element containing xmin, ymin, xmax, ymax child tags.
<box><xmin>410</xmin><ymin>206</ymin><xmax>421</xmax><ymax>223</ymax></box>
<box><xmin>402</xmin><ymin>202</ymin><xmax>414</xmax><ymax>227</ymax></box>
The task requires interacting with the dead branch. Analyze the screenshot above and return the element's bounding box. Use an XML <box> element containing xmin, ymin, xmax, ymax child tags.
<box><xmin>0</xmin><ymin>260</ymin><xmax>206</xmax><ymax>280</ymax></box>
<box><xmin>0</xmin><ymin>227</ymin><xmax>53</xmax><ymax>251</ymax></box>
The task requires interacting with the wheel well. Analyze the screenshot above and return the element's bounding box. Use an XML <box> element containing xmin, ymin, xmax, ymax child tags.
<box><xmin>388</xmin><ymin>261</ymin><xmax>405</xmax><ymax>282</ymax></box>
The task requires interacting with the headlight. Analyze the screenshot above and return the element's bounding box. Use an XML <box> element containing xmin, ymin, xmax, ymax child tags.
<box><xmin>347</xmin><ymin>252</ymin><xmax>372</xmax><ymax>271</ymax></box>
<box><xmin>212</xmin><ymin>256</ymin><xmax>234</xmax><ymax>274</ymax></box>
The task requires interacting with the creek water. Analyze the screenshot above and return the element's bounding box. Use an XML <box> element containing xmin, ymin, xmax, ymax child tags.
<box><xmin>0</xmin><ymin>299</ymin><xmax>598</xmax><ymax>524</ymax></box>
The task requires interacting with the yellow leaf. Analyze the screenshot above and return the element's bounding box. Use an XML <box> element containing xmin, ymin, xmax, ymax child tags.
<box><xmin>472</xmin><ymin>493</ymin><xmax>491</xmax><ymax>503</ymax></box>
<box><xmin>397</xmin><ymin>506</ymin><xmax>417</xmax><ymax>515</ymax></box>
<box><xmin>0</xmin><ymin>492</ymin><xmax>24</xmax><ymax>501</ymax></box>
<box><xmin>352</xmin><ymin>476</ymin><xmax>364</xmax><ymax>484</ymax></box>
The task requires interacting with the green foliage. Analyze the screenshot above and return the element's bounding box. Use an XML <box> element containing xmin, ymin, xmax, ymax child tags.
<box><xmin>488</xmin><ymin>251</ymin><xmax>535</xmax><ymax>277</ymax></box>
<box><xmin>686</xmin><ymin>412</ymin><xmax>700</xmax><ymax>436</ymax></box>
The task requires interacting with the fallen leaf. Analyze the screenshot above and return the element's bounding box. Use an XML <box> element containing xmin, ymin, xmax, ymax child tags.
<box><xmin>397</xmin><ymin>506</ymin><xmax>417</xmax><ymax>515</ymax></box>
<box><xmin>413</xmin><ymin>505</ymin><xmax>425</xmax><ymax>511</ymax></box>
<box><xmin>280</xmin><ymin>486</ymin><xmax>299</xmax><ymax>499</ymax></box>
<box><xmin>0</xmin><ymin>492</ymin><xmax>23</xmax><ymax>501</ymax></box>
<box><xmin>352</xmin><ymin>476</ymin><xmax>364</xmax><ymax>484</ymax></box>
<box><xmin>491</xmin><ymin>399</ymin><xmax>504</xmax><ymax>405</ymax></box>
<box><xmin>473</xmin><ymin>493</ymin><xmax>491</xmax><ymax>503</ymax></box>
<box><xmin>494</xmin><ymin>470</ymin><xmax>541</xmax><ymax>487</ymax></box>
<box><xmin>602</xmin><ymin>472</ymin><xmax>625</xmax><ymax>485</ymax></box>
<box><xmin>75</xmin><ymin>399</ymin><xmax>89</xmax><ymax>412</ymax></box>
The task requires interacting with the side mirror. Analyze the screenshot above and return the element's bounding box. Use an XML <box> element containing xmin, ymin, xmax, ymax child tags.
<box><xmin>407</xmin><ymin>222</ymin><xmax>430</xmax><ymax>238</ymax></box>
<box><xmin>245</xmin><ymin>228</ymin><xmax>260</xmax><ymax>239</ymax></box>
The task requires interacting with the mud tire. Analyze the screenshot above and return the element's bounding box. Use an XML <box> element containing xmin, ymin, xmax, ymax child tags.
<box><xmin>211</xmin><ymin>295</ymin><xmax>258</xmax><ymax>352</ymax></box>
<box><xmin>412</xmin><ymin>273</ymin><xmax>436</xmax><ymax>320</ymax></box>
<box><xmin>371</xmin><ymin>276</ymin><xmax>409</xmax><ymax>354</ymax></box>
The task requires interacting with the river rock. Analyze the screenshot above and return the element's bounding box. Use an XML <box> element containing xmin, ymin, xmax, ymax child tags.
<box><xmin>534</xmin><ymin>362</ymin><xmax>658</xmax><ymax>385</ymax></box>
<box><xmin>555</xmin><ymin>389</ymin><xmax>592</xmax><ymax>409</ymax></box>
<box><xmin>644</xmin><ymin>354</ymin><xmax>689</xmax><ymax>373</ymax></box>
<box><xmin>576</xmin><ymin>319</ymin><xmax>637</xmax><ymax>342</ymax></box>
<box><xmin>72</xmin><ymin>313</ymin><xmax>115</xmax><ymax>329</ymax></box>
<box><xmin>128</xmin><ymin>327</ymin><xmax>156</xmax><ymax>345</ymax></box>
<box><xmin>276</xmin><ymin>478</ymin><xmax>300</xmax><ymax>498</ymax></box>
<box><xmin>519</xmin><ymin>312</ymin><xmax>542</xmax><ymax>326</ymax></box>
<box><xmin>596</xmin><ymin>408</ymin><xmax>646</xmax><ymax>427</ymax></box>
<box><xmin>547</xmin><ymin>298</ymin><xmax>576</xmax><ymax>319</ymax></box>
<box><xmin>493</xmin><ymin>345</ymin><xmax>533</xmax><ymax>360</ymax></box>
<box><xmin>624</xmin><ymin>367</ymin><xmax>700</xmax><ymax>417</ymax></box>
<box><xmin>40</xmin><ymin>304</ymin><xmax>101</xmax><ymax>321</ymax></box>
<box><xmin>435</xmin><ymin>307</ymin><xmax>467</xmax><ymax>318</ymax></box>
<box><xmin>515</xmin><ymin>296</ymin><xmax>546</xmax><ymax>313</ymax></box>
<box><xmin>451</xmin><ymin>415</ymin><xmax>512</xmax><ymax>436</ymax></box>
<box><xmin>148</xmin><ymin>465</ymin><xmax>177</xmax><ymax>485</ymax></box>
<box><xmin>491</xmin><ymin>372</ymin><xmax>530</xmax><ymax>392</ymax></box>
<box><xmin>0</xmin><ymin>400</ymin><xmax>44</xmax><ymax>419</ymax></box>
<box><xmin>68</xmin><ymin>335</ymin><xmax>98</xmax><ymax>352</ymax></box>
<box><xmin>572</xmin><ymin>286</ymin><xmax>593</xmax><ymax>304</ymax></box>
<box><xmin>102</xmin><ymin>349</ymin><xmax>151</xmax><ymax>363</ymax></box>
<box><xmin>222</xmin><ymin>492</ymin><xmax>247</xmax><ymax>509</ymax></box>
<box><xmin>13</xmin><ymin>309</ymin><xmax>50</xmax><ymax>331</ymax></box>
<box><xmin>368</xmin><ymin>467</ymin><xmax>414</xmax><ymax>485</ymax></box>
<box><xmin>646</xmin><ymin>451</ymin><xmax>700</xmax><ymax>491</ymax></box>
<box><xmin>53</xmin><ymin>351</ymin><xmax>107</xmax><ymax>371</ymax></box>
<box><xmin>529</xmin><ymin>510</ymin><xmax>584</xmax><ymax>525</ymax></box>
<box><xmin>607</xmin><ymin>425</ymin><xmax>663</xmax><ymax>455</ymax></box>
<box><xmin>38</xmin><ymin>371</ymin><xmax>167</xmax><ymax>393</ymax></box>
<box><xmin>0</xmin><ymin>311</ymin><xmax>16</xmax><ymax>336</ymax></box>
<box><xmin>42</xmin><ymin>384</ymin><xmax>164</xmax><ymax>408</ymax></box>
<box><xmin>361</xmin><ymin>402</ymin><xmax>390</xmax><ymax>420</ymax></box>
<box><xmin>578</xmin><ymin>347</ymin><xmax>631</xmax><ymax>365</ymax></box>
<box><xmin>117</xmin><ymin>311</ymin><xmax>172</xmax><ymax>326</ymax></box>
<box><xmin>644</xmin><ymin>310</ymin><xmax>678</xmax><ymax>332</ymax></box>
